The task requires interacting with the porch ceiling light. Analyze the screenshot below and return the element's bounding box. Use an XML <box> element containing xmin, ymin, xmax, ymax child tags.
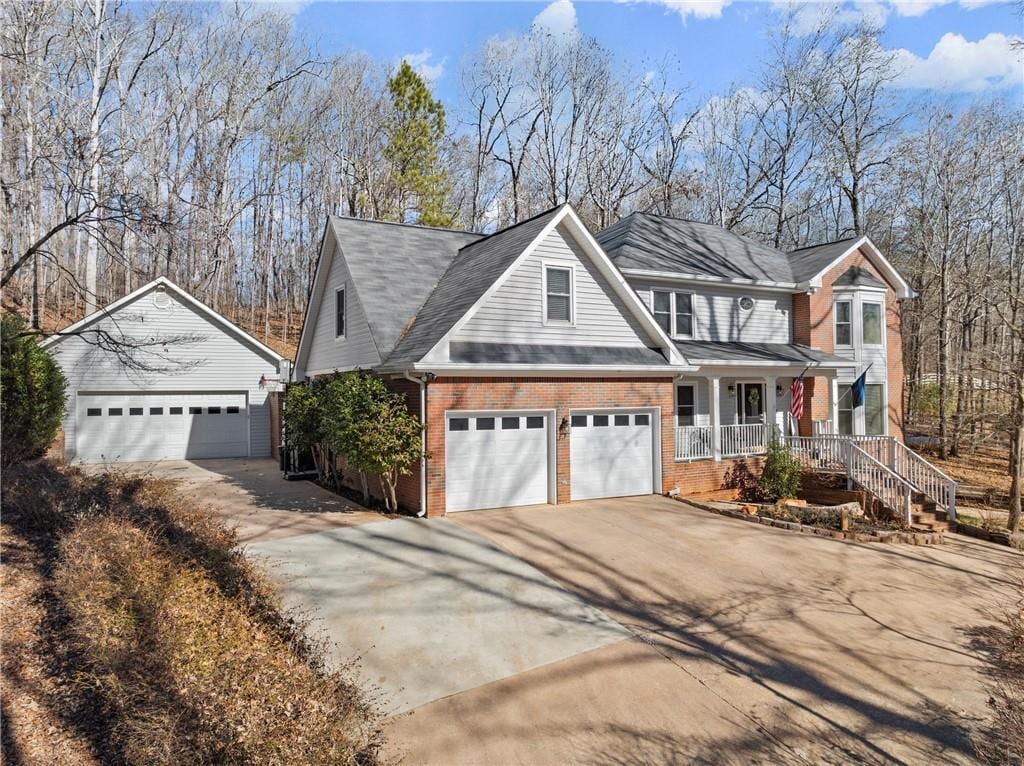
<box><xmin>776</xmin><ymin>384</ymin><xmax>784</xmax><ymax>396</ymax></box>
<box><xmin>727</xmin><ymin>384</ymin><xmax>735</xmax><ymax>395</ymax></box>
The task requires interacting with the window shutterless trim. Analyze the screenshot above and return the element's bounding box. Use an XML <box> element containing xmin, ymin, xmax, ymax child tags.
<box><xmin>335</xmin><ymin>285</ymin><xmax>346</xmax><ymax>338</ymax></box>
<box><xmin>834</xmin><ymin>299</ymin><xmax>853</xmax><ymax>348</ymax></box>
<box><xmin>542</xmin><ymin>262</ymin><xmax>575</xmax><ymax>325</ymax></box>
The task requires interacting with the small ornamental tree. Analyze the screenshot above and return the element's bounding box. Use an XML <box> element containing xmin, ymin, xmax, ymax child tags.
<box><xmin>758</xmin><ymin>440</ymin><xmax>803</xmax><ymax>501</ymax></box>
<box><xmin>329</xmin><ymin>370</ymin><xmax>424</xmax><ymax>512</ymax></box>
<box><xmin>1</xmin><ymin>313</ymin><xmax>67</xmax><ymax>468</ymax></box>
<box><xmin>282</xmin><ymin>382</ymin><xmax>329</xmax><ymax>482</ymax></box>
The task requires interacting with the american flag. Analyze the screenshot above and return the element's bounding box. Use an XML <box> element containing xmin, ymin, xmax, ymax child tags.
<box><xmin>790</xmin><ymin>377</ymin><xmax>804</xmax><ymax>421</ymax></box>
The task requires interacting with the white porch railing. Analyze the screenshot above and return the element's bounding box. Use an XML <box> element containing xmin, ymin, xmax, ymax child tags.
<box><xmin>721</xmin><ymin>423</ymin><xmax>769</xmax><ymax>457</ymax></box>
<box><xmin>675</xmin><ymin>425</ymin><xmax>713</xmax><ymax>460</ymax></box>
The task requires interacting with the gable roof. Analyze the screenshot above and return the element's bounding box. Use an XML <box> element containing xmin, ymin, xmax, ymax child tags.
<box><xmin>295</xmin><ymin>217</ymin><xmax>482</xmax><ymax>372</ymax></box>
<box><xmin>597</xmin><ymin>212</ymin><xmax>797</xmax><ymax>286</ymax></box>
<box><xmin>833</xmin><ymin>265</ymin><xmax>887</xmax><ymax>289</ymax></box>
<box><xmin>382</xmin><ymin>207</ymin><xmax>564</xmax><ymax>367</ymax></box>
<box><xmin>40</xmin><ymin>277</ymin><xmax>285</xmax><ymax>365</ymax></box>
<box><xmin>787</xmin><ymin>238</ymin><xmax>859</xmax><ymax>283</ymax></box>
<box><xmin>787</xmin><ymin>235</ymin><xmax>914</xmax><ymax>298</ymax></box>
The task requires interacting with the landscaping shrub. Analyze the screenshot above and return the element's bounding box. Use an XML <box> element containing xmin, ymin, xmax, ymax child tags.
<box><xmin>2</xmin><ymin>461</ymin><xmax>386</xmax><ymax>766</ymax></box>
<box><xmin>758</xmin><ymin>440</ymin><xmax>803</xmax><ymax>501</ymax></box>
<box><xmin>1</xmin><ymin>312</ymin><xmax>67</xmax><ymax>467</ymax></box>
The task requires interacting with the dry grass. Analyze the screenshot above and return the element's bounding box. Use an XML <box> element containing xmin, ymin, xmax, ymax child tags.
<box><xmin>1</xmin><ymin>460</ymin><xmax>385</xmax><ymax>765</ymax></box>
<box><xmin>968</xmin><ymin>577</ymin><xmax>1024</xmax><ymax>765</ymax></box>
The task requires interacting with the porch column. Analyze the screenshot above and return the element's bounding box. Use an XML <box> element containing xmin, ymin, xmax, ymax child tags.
<box><xmin>765</xmin><ymin>376</ymin><xmax>777</xmax><ymax>442</ymax></box>
<box><xmin>830</xmin><ymin>375</ymin><xmax>840</xmax><ymax>435</ymax></box>
<box><xmin>709</xmin><ymin>376</ymin><xmax>722</xmax><ymax>461</ymax></box>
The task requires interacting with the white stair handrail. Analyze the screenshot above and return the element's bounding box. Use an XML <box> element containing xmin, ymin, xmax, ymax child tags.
<box><xmin>892</xmin><ymin>440</ymin><xmax>957</xmax><ymax>520</ymax></box>
<box><xmin>844</xmin><ymin>440</ymin><xmax>917</xmax><ymax>526</ymax></box>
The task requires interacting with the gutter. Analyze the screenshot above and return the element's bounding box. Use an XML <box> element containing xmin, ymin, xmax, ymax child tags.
<box><xmin>402</xmin><ymin>371</ymin><xmax>429</xmax><ymax>518</ymax></box>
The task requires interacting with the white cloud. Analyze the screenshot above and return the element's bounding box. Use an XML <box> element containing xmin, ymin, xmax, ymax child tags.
<box><xmin>532</xmin><ymin>0</ymin><xmax>579</xmax><ymax>37</ymax></box>
<box><xmin>632</xmin><ymin>0</ymin><xmax>732</xmax><ymax>21</ymax></box>
<box><xmin>401</xmin><ymin>49</ymin><xmax>446</xmax><ymax>83</ymax></box>
<box><xmin>893</xmin><ymin>32</ymin><xmax>1023</xmax><ymax>92</ymax></box>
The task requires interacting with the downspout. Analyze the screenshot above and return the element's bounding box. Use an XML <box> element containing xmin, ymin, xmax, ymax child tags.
<box><xmin>402</xmin><ymin>372</ymin><xmax>428</xmax><ymax>517</ymax></box>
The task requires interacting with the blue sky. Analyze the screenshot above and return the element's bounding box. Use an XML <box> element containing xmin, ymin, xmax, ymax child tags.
<box><xmin>287</xmin><ymin>0</ymin><xmax>1023</xmax><ymax>105</ymax></box>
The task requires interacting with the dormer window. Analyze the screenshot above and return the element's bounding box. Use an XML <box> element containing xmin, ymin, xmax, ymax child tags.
<box><xmin>544</xmin><ymin>265</ymin><xmax>573</xmax><ymax>324</ymax></box>
<box><xmin>335</xmin><ymin>286</ymin><xmax>346</xmax><ymax>338</ymax></box>
<box><xmin>652</xmin><ymin>290</ymin><xmax>693</xmax><ymax>339</ymax></box>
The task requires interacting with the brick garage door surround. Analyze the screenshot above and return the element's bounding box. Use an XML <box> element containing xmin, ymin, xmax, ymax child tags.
<box><xmin>423</xmin><ymin>377</ymin><xmax>767</xmax><ymax>517</ymax></box>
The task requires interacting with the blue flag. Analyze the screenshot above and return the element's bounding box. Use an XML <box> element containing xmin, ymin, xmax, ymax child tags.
<box><xmin>851</xmin><ymin>371</ymin><xmax>867</xmax><ymax>408</ymax></box>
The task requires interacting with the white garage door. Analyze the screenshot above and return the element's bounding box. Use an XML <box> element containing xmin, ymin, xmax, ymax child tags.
<box><xmin>570</xmin><ymin>411</ymin><xmax>655</xmax><ymax>501</ymax></box>
<box><xmin>76</xmin><ymin>392</ymin><xmax>249</xmax><ymax>462</ymax></box>
<box><xmin>445</xmin><ymin>412</ymin><xmax>550</xmax><ymax>512</ymax></box>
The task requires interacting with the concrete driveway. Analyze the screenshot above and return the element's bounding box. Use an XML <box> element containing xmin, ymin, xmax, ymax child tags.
<box><xmin>389</xmin><ymin>496</ymin><xmax>1021</xmax><ymax>765</ymax></box>
<box><xmin>124</xmin><ymin>458</ymin><xmax>382</xmax><ymax>543</ymax></box>
<box><xmin>247</xmin><ymin>518</ymin><xmax>630</xmax><ymax>714</ymax></box>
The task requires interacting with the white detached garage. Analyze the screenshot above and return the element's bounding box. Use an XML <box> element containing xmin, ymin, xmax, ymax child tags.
<box><xmin>43</xmin><ymin>278</ymin><xmax>286</xmax><ymax>463</ymax></box>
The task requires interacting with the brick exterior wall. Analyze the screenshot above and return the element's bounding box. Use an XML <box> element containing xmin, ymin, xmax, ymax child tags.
<box><xmin>795</xmin><ymin>247</ymin><xmax>905</xmax><ymax>440</ymax></box>
<box><xmin>418</xmin><ymin>376</ymin><xmax>765</xmax><ymax>517</ymax></box>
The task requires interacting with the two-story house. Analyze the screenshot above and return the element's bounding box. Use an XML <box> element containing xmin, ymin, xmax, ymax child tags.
<box><xmin>294</xmin><ymin>204</ymin><xmax>915</xmax><ymax>516</ymax></box>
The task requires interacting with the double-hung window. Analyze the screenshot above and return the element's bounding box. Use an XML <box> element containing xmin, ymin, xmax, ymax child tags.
<box><xmin>676</xmin><ymin>384</ymin><xmax>696</xmax><ymax>427</ymax></box>
<box><xmin>862</xmin><ymin>302</ymin><xmax>882</xmax><ymax>346</ymax></box>
<box><xmin>652</xmin><ymin>290</ymin><xmax>694</xmax><ymax>338</ymax></box>
<box><xmin>834</xmin><ymin>300</ymin><xmax>852</xmax><ymax>346</ymax></box>
<box><xmin>865</xmin><ymin>384</ymin><xmax>885</xmax><ymax>434</ymax></box>
<box><xmin>335</xmin><ymin>286</ymin><xmax>346</xmax><ymax>338</ymax></box>
<box><xmin>545</xmin><ymin>266</ymin><xmax>573</xmax><ymax>323</ymax></box>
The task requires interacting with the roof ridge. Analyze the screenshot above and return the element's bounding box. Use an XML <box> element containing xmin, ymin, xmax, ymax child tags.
<box><xmin>456</xmin><ymin>204</ymin><xmax>566</xmax><ymax>253</ymax></box>
<box><xmin>788</xmin><ymin>235</ymin><xmax>860</xmax><ymax>254</ymax></box>
<box><xmin>329</xmin><ymin>214</ymin><xmax>481</xmax><ymax>237</ymax></box>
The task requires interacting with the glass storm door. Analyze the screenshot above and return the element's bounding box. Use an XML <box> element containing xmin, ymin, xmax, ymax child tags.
<box><xmin>736</xmin><ymin>383</ymin><xmax>765</xmax><ymax>425</ymax></box>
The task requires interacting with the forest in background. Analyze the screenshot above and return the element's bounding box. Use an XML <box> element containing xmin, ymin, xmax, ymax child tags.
<box><xmin>2</xmin><ymin>1</ymin><xmax>1022</xmax><ymax>483</ymax></box>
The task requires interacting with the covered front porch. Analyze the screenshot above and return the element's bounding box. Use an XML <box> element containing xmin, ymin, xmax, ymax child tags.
<box><xmin>670</xmin><ymin>342</ymin><xmax>858</xmax><ymax>462</ymax></box>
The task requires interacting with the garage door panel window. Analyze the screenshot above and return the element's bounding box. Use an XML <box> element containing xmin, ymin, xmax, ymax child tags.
<box><xmin>449</xmin><ymin>417</ymin><xmax>469</xmax><ymax>431</ymax></box>
<box><xmin>571</xmin><ymin>415</ymin><xmax>587</xmax><ymax>427</ymax></box>
<box><xmin>149</xmin><ymin>407</ymin><xmax>163</xmax><ymax>415</ymax></box>
<box><xmin>227</xmin><ymin>406</ymin><xmax>239</xmax><ymax>414</ymax></box>
<box><xmin>208</xmin><ymin>406</ymin><xmax>221</xmax><ymax>414</ymax></box>
<box><xmin>189</xmin><ymin>407</ymin><xmax>202</xmax><ymax>414</ymax></box>
<box><xmin>87</xmin><ymin>408</ymin><xmax>101</xmax><ymax>416</ymax></box>
<box><xmin>108</xmin><ymin>408</ymin><xmax>122</xmax><ymax>416</ymax></box>
<box><xmin>635</xmin><ymin>414</ymin><xmax>649</xmax><ymax>426</ymax></box>
<box><xmin>130</xmin><ymin>408</ymin><xmax>143</xmax><ymax>416</ymax></box>
<box><xmin>593</xmin><ymin>415</ymin><xmax>609</xmax><ymax>427</ymax></box>
<box><xmin>526</xmin><ymin>416</ymin><xmax>544</xmax><ymax>429</ymax></box>
<box><xmin>170</xmin><ymin>407</ymin><xmax>183</xmax><ymax>415</ymax></box>
<box><xmin>476</xmin><ymin>417</ymin><xmax>495</xmax><ymax>430</ymax></box>
<box><xmin>501</xmin><ymin>417</ymin><xmax>520</xmax><ymax>429</ymax></box>
<box><xmin>614</xmin><ymin>415</ymin><xmax>629</xmax><ymax>426</ymax></box>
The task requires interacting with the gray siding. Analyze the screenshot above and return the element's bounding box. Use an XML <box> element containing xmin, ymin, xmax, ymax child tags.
<box><xmin>454</xmin><ymin>223</ymin><xmax>654</xmax><ymax>348</ymax></box>
<box><xmin>50</xmin><ymin>289</ymin><xmax>280</xmax><ymax>459</ymax></box>
<box><xmin>631</xmin><ymin>281</ymin><xmax>792</xmax><ymax>344</ymax></box>
<box><xmin>304</xmin><ymin>239</ymin><xmax>381</xmax><ymax>374</ymax></box>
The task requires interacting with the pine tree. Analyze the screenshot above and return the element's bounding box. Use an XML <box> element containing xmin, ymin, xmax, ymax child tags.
<box><xmin>383</xmin><ymin>61</ymin><xmax>454</xmax><ymax>228</ymax></box>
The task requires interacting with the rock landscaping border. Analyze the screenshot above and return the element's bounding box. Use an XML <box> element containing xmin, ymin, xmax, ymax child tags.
<box><xmin>677</xmin><ymin>496</ymin><xmax>945</xmax><ymax>545</ymax></box>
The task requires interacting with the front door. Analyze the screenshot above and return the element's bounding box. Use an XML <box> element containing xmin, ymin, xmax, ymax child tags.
<box><xmin>736</xmin><ymin>383</ymin><xmax>765</xmax><ymax>425</ymax></box>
